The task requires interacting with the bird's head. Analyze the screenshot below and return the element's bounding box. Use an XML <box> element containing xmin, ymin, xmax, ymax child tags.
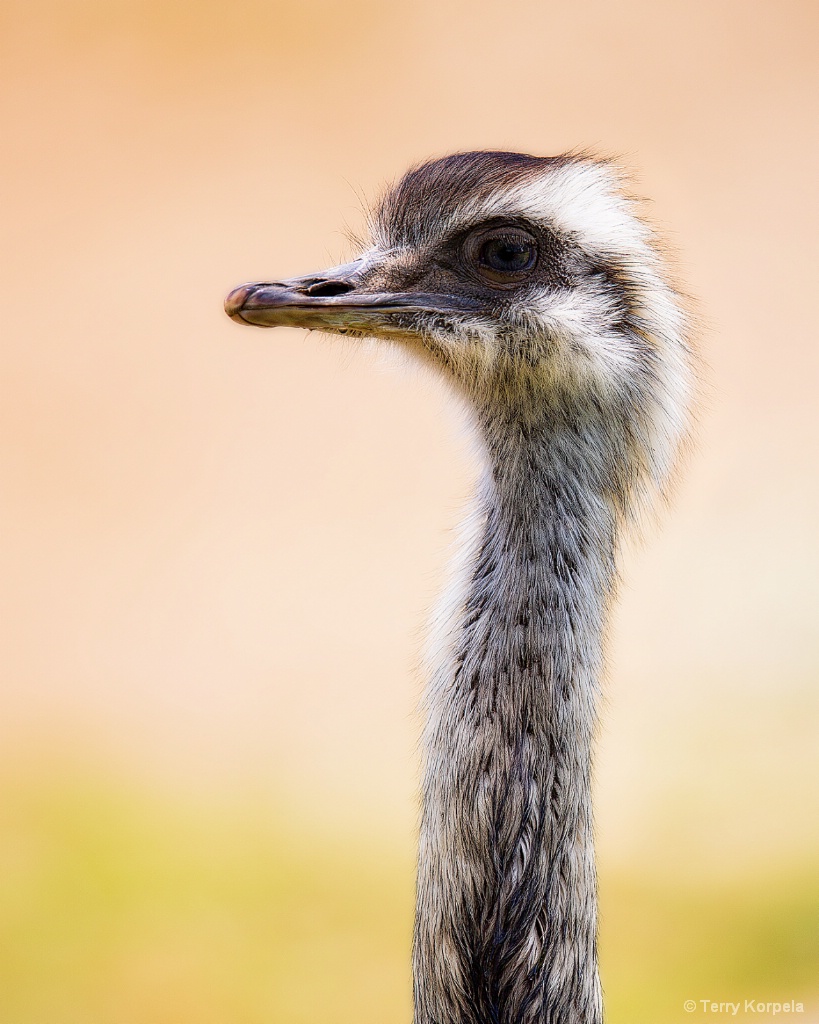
<box><xmin>226</xmin><ymin>152</ymin><xmax>694</xmax><ymax>507</ymax></box>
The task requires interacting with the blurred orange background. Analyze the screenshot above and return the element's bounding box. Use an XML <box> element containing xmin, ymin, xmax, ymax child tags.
<box><xmin>1</xmin><ymin>1</ymin><xmax>817</xmax><ymax>1022</ymax></box>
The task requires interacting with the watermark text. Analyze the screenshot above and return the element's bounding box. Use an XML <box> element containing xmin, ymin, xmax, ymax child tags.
<box><xmin>684</xmin><ymin>1000</ymin><xmax>805</xmax><ymax>1016</ymax></box>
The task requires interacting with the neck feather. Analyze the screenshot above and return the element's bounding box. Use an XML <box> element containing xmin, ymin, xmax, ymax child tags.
<box><xmin>413</xmin><ymin>411</ymin><xmax>619</xmax><ymax>1024</ymax></box>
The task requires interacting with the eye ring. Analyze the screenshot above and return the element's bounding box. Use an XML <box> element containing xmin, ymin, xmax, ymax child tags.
<box><xmin>462</xmin><ymin>224</ymin><xmax>540</xmax><ymax>287</ymax></box>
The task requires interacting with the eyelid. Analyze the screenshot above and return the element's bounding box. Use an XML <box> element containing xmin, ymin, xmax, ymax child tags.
<box><xmin>453</xmin><ymin>219</ymin><xmax>537</xmax><ymax>244</ymax></box>
<box><xmin>478</xmin><ymin>235</ymin><xmax>536</xmax><ymax>258</ymax></box>
<box><xmin>479</xmin><ymin>229</ymin><xmax>536</xmax><ymax>243</ymax></box>
<box><xmin>465</xmin><ymin>226</ymin><xmax>539</xmax><ymax>256</ymax></box>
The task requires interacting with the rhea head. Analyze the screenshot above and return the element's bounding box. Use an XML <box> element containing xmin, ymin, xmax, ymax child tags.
<box><xmin>226</xmin><ymin>151</ymin><xmax>692</xmax><ymax>511</ymax></box>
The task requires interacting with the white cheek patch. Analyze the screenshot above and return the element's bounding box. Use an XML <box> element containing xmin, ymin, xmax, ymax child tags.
<box><xmin>510</xmin><ymin>286</ymin><xmax>642</xmax><ymax>392</ymax></box>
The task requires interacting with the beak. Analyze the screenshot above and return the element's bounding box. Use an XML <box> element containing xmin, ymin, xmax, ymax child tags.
<box><xmin>224</xmin><ymin>259</ymin><xmax>479</xmax><ymax>334</ymax></box>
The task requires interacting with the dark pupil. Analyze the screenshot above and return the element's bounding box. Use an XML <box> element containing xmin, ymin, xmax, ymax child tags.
<box><xmin>480</xmin><ymin>237</ymin><xmax>535</xmax><ymax>273</ymax></box>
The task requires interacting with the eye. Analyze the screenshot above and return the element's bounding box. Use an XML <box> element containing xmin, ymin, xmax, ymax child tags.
<box><xmin>480</xmin><ymin>237</ymin><xmax>537</xmax><ymax>274</ymax></box>
<box><xmin>463</xmin><ymin>225</ymin><xmax>540</xmax><ymax>286</ymax></box>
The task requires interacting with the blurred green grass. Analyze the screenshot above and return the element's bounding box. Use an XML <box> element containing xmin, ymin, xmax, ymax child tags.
<box><xmin>0</xmin><ymin>765</ymin><xmax>815</xmax><ymax>1024</ymax></box>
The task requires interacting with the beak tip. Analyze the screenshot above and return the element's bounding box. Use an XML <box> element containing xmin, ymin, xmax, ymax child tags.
<box><xmin>224</xmin><ymin>283</ymin><xmax>255</xmax><ymax>323</ymax></box>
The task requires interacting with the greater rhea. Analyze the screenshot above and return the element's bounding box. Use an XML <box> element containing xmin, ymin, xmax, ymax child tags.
<box><xmin>225</xmin><ymin>151</ymin><xmax>694</xmax><ymax>1024</ymax></box>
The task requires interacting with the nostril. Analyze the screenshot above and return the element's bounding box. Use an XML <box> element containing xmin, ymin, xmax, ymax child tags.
<box><xmin>304</xmin><ymin>279</ymin><xmax>354</xmax><ymax>297</ymax></box>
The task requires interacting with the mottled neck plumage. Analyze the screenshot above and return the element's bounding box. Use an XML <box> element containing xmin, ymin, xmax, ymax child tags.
<box><xmin>414</xmin><ymin>414</ymin><xmax>618</xmax><ymax>1024</ymax></box>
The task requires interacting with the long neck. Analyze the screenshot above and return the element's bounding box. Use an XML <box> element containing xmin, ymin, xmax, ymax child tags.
<box><xmin>413</xmin><ymin>411</ymin><xmax>618</xmax><ymax>1024</ymax></box>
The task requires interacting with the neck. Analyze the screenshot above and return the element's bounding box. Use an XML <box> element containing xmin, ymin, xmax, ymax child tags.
<box><xmin>414</xmin><ymin>409</ymin><xmax>619</xmax><ymax>1024</ymax></box>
